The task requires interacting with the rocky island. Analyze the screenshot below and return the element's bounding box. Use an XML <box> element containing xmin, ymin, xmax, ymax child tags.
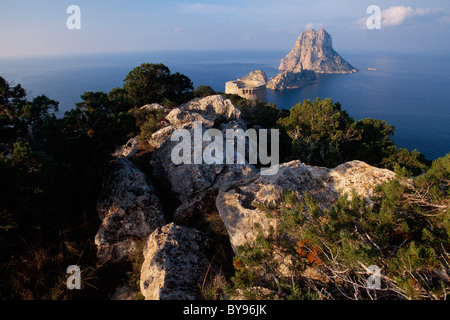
<box><xmin>267</xmin><ymin>29</ymin><xmax>357</xmax><ymax>90</ymax></box>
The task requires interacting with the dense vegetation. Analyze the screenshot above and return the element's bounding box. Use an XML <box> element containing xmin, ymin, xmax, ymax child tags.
<box><xmin>0</xmin><ymin>64</ymin><xmax>194</xmax><ymax>299</ymax></box>
<box><xmin>226</xmin><ymin>155</ymin><xmax>449</xmax><ymax>300</ymax></box>
<box><xmin>1</xmin><ymin>63</ymin><xmax>448</xmax><ymax>300</ymax></box>
<box><xmin>226</xmin><ymin>94</ymin><xmax>430</xmax><ymax>175</ymax></box>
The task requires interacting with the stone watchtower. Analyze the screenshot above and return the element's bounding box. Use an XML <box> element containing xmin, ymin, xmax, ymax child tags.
<box><xmin>225</xmin><ymin>70</ymin><xmax>268</xmax><ymax>102</ymax></box>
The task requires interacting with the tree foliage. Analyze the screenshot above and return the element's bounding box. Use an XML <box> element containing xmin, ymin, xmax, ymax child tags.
<box><xmin>277</xmin><ymin>98</ymin><xmax>358</xmax><ymax>167</ymax></box>
<box><xmin>276</xmin><ymin>97</ymin><xmax>430</xmax><ymax>173</ymax></box>
<box><xmin>1</xmin><ymin>77</ymin><xmax>59</xmax><ymax>147</ymax></box>
<box><xmin>193</xmin><ymin>85</ymin><xmax>217</xmax><ymax>98</ymax></box>
<box><xmin>0</xmin><ymin>63</ymin><xmax>193</xmax><ymax>298</ymax></box>
<box><xmin>227</xmin><ymin>155</ymin><xmax>450</xmax><ymax>300</ymax></box>
<box><xmin>0</xmin><ymin>64</ymin><xmax>445</xmax><ymax>300</ymax></box>
<box><xmin>123</xmin><ymin>63</ymin><xmax>193</xmax><ymax>107</ymax></box>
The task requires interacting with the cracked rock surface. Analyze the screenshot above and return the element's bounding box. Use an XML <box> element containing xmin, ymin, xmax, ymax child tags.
<box><xmin>95</xmin><ymin>157</ymin><xmax>165</xmax><ymax>263</ymax></box>
<box><xmin>140</xmin><ymin>223</ymin><xmax>210</xmax><ymax>300</ymax></box>
<box><xmin>216</xmin><ymin>160</ymin><xmax>396</xmax><ymax>253</ymax></box>
<box><xmin>150</xmin><ymin>95</ymin><xmax>257</xmax><ymax>225</ymax></box>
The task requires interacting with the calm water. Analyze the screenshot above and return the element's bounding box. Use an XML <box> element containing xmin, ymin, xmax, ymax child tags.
<box><xmin>0</xmin><ymin>50</ymin><xmax>449</xmax><ymax>160</ymax></box>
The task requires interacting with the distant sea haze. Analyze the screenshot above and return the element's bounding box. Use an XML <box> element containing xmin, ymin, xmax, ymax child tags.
<box><xmin>0</xmin><ymin>50</ymin><xmax>449</xmax><ymax>160</ymax></box>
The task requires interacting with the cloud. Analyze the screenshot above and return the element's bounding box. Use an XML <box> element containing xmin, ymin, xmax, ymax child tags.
<box><xmin>305</xmin><ymin>22</ymin><xmax>325</xmax><ymax>30</ymax></box>
<box><xmin>355</xmin><ymin>6</ymin><xmax>450</xmax><ymax>29</ymax></box>
<box><xmin>381</xmin><ymin>6</ymin><xmax>415</xmax><ymax>27</ymax></box>
<box><xmin>173</xmin><ymin>27</ymin><xmax>186</xmax><ymax>34</ymax></box>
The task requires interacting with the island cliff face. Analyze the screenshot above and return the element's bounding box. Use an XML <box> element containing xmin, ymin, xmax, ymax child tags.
<box><xmin>267</xmin><ymin>29</ymin><xmax>357</xmax><ymax>90</ymax></box>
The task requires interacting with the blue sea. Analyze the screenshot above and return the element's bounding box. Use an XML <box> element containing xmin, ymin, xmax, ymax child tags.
<box><xmin>0</xmin><ymin>50</ymin><xmax>449</xmax><ymax>160</ymax></box>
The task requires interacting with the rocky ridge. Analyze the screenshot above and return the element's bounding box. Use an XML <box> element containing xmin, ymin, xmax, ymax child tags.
<box><xmin>94</xmin><ymin>94</ymin><xmax>395</xmax><ymax>300</ymax></box>
<box><xmin>95</xmin><ymin>157</ymin><xmax>165</xmax><ymax>263</ymax></box>
<box><xmin>140</xmin><ymin>223</ymin><xmax>211</xmax><ymax>300</ymax></box>
<box><xmin>216</xmin><ymin>160</ymin><xmax>396</xmax><ymax>253</ymax></box>
<box><xmin>149</xmin><ymin>95</ymin><xmax>257</xmax><ymax>224</ymax></box>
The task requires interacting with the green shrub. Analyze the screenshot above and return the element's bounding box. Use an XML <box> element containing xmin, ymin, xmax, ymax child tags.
<box><xmin>225</xmin><ymin>155</ymin><xmax>450</xmax><ymax>300</ymax></box>
<box><xmin>138</xmin><ymin>110</ymin><xmax>165</xmax><ymax>142</ymax></box>
<box><xmin>276</xmin><ymin>98</ymin><xmax>430</xmax><ymax>173</ymax></box>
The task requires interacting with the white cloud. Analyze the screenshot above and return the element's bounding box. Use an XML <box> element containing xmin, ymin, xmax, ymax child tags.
<box><xmin>355</xmin><ymin>6</ymin><xmax>450</xmax><ymax>29</ymax></box>
<box><xmin>381</xmin><ymin>6</ymin><xmax>415</xmax><ymax>27</ymax></box>
<box><xmin>305</xmin><ymin>22</ymin><xmax>325</xmax><ymax>30</ymax></box>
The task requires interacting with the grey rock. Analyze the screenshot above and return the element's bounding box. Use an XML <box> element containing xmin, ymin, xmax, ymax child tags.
<box><xmin>216</xmin><ymin>160</ymin><xmax>396</xmax><ymax>253</ymax></box>
<box><xmin>148</xmin><ymin>95</ymin><xmax>243</xmax><ymax>151</ymax></box>
<box><xmin>266</xmin><ymin>70</ymin><xmax>316</xmax><ymax>91</ymax></box>
<box><xmin>140</xmin><ymin>223</ymin><xmax>210</xmax><ymax>300</ymax></box>
<box><xmin>95</xmin><ymin>157</ymin><xmax>165</xmax><ymax>263</ymax></box>
<box><xmin>278</xmin><ymin>29</ymin><xmax>357</xmax><ymax>74</ymax></box>
<box><xmin>113</xmin><ymin>137</ymin><xmax>139</xmax><ymax>159</ymax></box>
<box><xmin>239</xmin><ymin>70</ymin><xmax>268</xmax><ymax>84</ymax></box>
<box><xmin>178</xmin><ymin>94</ymin><xmax>243</xmax><ymax>124</ymax></box>
<box><xmin>165</xmin><ymin>108</ymin><xmax>214</xmax><ymax>128</ymax></box>
<box><xmin>268</xmin><ymin>29</ymin><xmax>357</xmax><ymax>91</ymax></box>
<box><xmin>152</xmin><ymin>120</ymin><xmax>257</xmax><ymax>225</ymax></box>
<box><xmin>150</xmin><ymin>95</ymin><xmax>257</xmax><ymax>225</ymax></box>
<box><xmin>141</xmin><ymin>103</ymin><xmax>164</xmax><ymax>112</ymax></box>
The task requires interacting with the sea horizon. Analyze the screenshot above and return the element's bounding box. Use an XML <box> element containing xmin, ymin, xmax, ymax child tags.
<box><xmin>1</xmin><ymin>49</ymin><xmax>449</xmax><ymax>160</ymax></box>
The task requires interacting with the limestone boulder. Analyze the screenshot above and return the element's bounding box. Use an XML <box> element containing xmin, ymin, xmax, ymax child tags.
<box><xmin>149</xmin><ymin>95</ymin><xmax>257</xmax><ymax>225</ymax></box>
<box><xmin>140</xmin><ymin>223</ymin><xmax>210</xmax><ymax>300</ymax></box>
<box><xmin>95</xmin><ymin>158</ymin><xmax>165</xmax><ymax>263</ymax></box>
<box><xmin>141</xmin><ymin>103</ymin><xmax>164</xmax><ymax>112</ymax></box>
<box><xmin>151</xmin><ymin>120</ymin><xmax>257</xmax><ymax>224</ymax></box>
<box><xmin>216</xmin><ymin>160</ymin><xmax>396</xmax><ymax>253</ymax></box>
<box><xmin>178</xmin><ymin>94</ymin><xmax>243</xmax><ymax>124</ymax></box>
<box><xmin>165</xmin><ymin>108</ymin><xmax>214</xmax><ymax>127</ymax></box>
<box><xmin>113</xmin><ymin>137</ymin><xmax>139</xmax><ymax>159</ymax></box>
<box><xmin>148</xmin><ymin>95</ymin><xmax>242</xmax><ymax>151</ymax></box>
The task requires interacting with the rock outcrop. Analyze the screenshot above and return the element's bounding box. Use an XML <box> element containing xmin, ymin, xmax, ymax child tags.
<box><xmin>140</xmin><ymin>223</ymin><xmax>210</xmax><ymax>300</ymax></box>
<box><xmin>93</xmin><ymin>94</ymin><xmax>402</xmax><ymax>300</ymax></box>
<box><xmin>113</xmin><ymin>137</ymin><xmax>139</xmax><ymax>159</ymax></box>
<box><xmin>216</xmin><ymin>160</ymin><xmax>396</xmax><ymax>253</ymax></box>
<box><xmin>178</xmin><ymin>94</ymin><xmax>244</xmax><ymax>123</ymax></box>
<box><xmin>141</xmin><ymin>103</ymin><xmax>164</xmax><ymax>112</ymax></box>
<box><xmin>266</xmin><ymin>70</ymin><xmax>316</xmax><ymax>91</ymax></box>
<box><xmin>267</xmin><ymin>29</ymin><xmax>357</xmax><ymax>90</ymax></box>
<box><xmin>239</xmin><ymin>70</ymin><xmax>268</xmax><ymax>84</ymax></box>
<box><xmin>150</xmin><ymin>95</ymin><xmax>257</xmax><ymax>224</ymax></box>
<box><xmin>278</xmin><ymin>29</ymin><xmax>357</xmax><ymax>74</ymax></box>
<box><xmin>148</xmin><ymin>95</ymin><xmax>243</xmax><ymax>151</ymax></box>
<box><xmin>95</xmin><ymin>157</ymin><xmax>165</xmax><ymax>263</ymax></box>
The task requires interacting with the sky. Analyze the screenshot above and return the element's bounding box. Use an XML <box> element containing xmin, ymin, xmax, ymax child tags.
<box><xmin>1</xmin><ymin>0</ymin><xmax>450</xmax><ymax>57</ymax></box>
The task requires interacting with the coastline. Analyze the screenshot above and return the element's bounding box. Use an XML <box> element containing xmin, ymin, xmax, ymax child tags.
<box><xmin>0</xmin><ymin>50</ymin><xmax>449</xmax><ymax>160</ymax></box>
